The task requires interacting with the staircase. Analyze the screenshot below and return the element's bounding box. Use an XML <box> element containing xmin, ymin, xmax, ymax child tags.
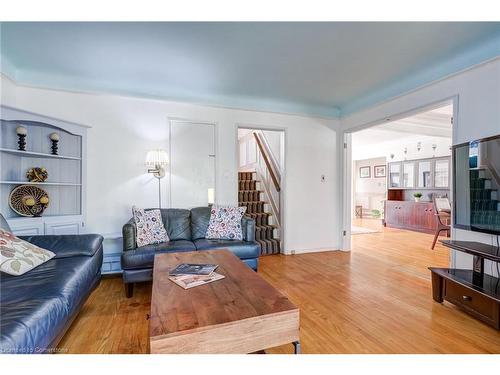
<box><xmin>469</xmin><ymin>169</ymin><xmax>500</xmax><ymax>230</ymax></box>
<box><xmin>238</xmin><ymin>171</ymin><xmax>280</xmax><ymax>255</ymax></box>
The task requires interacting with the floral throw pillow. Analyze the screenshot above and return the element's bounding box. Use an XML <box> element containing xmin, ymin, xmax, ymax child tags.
<box><xmin>132</xmin><ymin>207</ymin><xmax>169</xmax><ymax>247</ymax></box>
<box><xmin>0</xmin><ymin>229</ymin><xmax>55</xmax><ymax>276</ymax></box>
<box><xmin>205</xmin><ymin>205</ymin><xmax>247</xmax><ymax>241</ymax></box>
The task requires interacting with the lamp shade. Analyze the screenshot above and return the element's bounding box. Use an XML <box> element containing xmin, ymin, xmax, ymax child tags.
<box><xmin>145</xmin><ymin>149</ymin><xmax>169</xmax><ymax>168</ymax></box>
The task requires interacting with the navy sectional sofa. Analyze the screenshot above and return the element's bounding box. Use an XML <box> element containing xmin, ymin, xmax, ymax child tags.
<box><xmin>121</xmin><ymin>206</ymin><xmax>260</xmax><ymax>297</ymax></box>
<box><xmin>0</xmin><ymin>214</ymin><xmax>103</xmax><ymax>354</ymax></box>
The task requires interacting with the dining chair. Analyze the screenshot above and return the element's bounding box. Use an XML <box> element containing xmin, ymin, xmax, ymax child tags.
<box><xmin>431</xmin><ymin>196</ymin><xmax>451</xmax><ymax>250</ymax></box>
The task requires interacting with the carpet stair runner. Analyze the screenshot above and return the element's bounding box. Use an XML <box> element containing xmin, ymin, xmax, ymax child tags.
<box><xmin>469</xmin><ymin>169</ymin><xmax>500</xmax><ymax>231</ymax></box>
<box><xmin>238</xmin><ymin>171</ymin><xmax>280</xmax><ymax>255</ymax></box>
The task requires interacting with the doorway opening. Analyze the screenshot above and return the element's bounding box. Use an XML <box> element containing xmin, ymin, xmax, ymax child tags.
<box><xmin>347</xmin><ymin>100</ymin><xmax>454</xmax><ymax>263</ymax></box>
<box><xmin>237</xmin><ymin>127</ymin><xmax>285</xmax><ymax>255</ymax></box>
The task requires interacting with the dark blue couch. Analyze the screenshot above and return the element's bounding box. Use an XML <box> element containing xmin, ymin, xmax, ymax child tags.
<box><xmin>121</xmin><ymin>206</ymin><xmax>260</xmax><ymax>297</ymax></box>
<box><xmin>0</xmin><ymin>214</ymin><xmax>103</xmax><ymax>354</ymax></box>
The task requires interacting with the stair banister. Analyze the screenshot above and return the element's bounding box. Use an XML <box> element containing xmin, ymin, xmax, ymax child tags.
<box><xmin>484</xmin><ymin>158</ymin><xmax>500</xmax><ymax>189</ymax></box>
<box><xmin>252</xmin><ymin>131</ymin><xmax>282</xmax><ymax>228</ymax></box>
<box><xmin>257</xmin><ymin>131</ymin><xmax>281</xmax><ymax>181</ymax></box>
<box><xmin>253</xmin><ymin>132</ymin><xmax>281</xmax><ymax>192</ymax></box>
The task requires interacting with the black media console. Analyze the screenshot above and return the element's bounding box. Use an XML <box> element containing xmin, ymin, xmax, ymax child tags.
<box><xmin>429</xmin><ymin>240</ymin><xmax>500</xmax><ymax>329</ymax></box>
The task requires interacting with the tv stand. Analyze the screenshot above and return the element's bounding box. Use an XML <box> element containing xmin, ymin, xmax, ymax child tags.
<box><xmin>429</xmin><ymin>240</ymin><xmax>500</xmax><ymax>329</ymax></box>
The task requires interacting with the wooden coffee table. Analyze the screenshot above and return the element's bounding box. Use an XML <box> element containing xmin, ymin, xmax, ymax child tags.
<box><xmin>149</xmin><ymin>249</ymin><xmax>300</xmax><ymax>354</ymax></box>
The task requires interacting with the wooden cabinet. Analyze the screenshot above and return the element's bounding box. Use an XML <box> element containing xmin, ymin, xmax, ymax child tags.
<box><xmin>443</xmin><ymin>278</ymin><xmax>499</xmax><ymax>327</ymax></box>
<box><xmin>384</xmin><ymin>200</ymin><xmax>437</xmax><ymax>234</ymax></box>
<box><xmin>44</xmin><ymin>220</ymin><xmax>82</xmax><ymax>235</ymax></box>
<box><xmin>388</xmin><ymin>156</ymin><xmax>451</xmax><ymax>190</ymax></box>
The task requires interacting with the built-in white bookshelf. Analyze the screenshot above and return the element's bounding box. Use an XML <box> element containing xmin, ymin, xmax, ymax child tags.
<box><xmin>0</xmin><ymin>105</ymin><xmax>88</xmax><ymax>235</ymax></box>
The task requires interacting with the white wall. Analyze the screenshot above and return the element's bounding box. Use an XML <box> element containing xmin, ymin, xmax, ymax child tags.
<box><xmin>354</xmin><ymin>157</ymin><xmax>386</xmax><ymax>212</ymax></box>
<box><xmin>341</xmin><ymin>57</ymin><xmax>500</xmax><ymax>274</ymax></box>
<box><xmin>237</xmin><ymin>130</ymin><xmax>257</xmax><ymax>169</ymax></box>
<box><xmin>0</xmin><ymin>74</ymin><xmax>340</xmax><ymax>254</ymax></box>
<box><xmin>352</xmin><ymin>131</ymin><xmax>451</xmax><ymax>161</ymax></box>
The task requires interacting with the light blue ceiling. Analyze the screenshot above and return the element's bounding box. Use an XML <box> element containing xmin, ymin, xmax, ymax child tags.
<box><xmin>1</xmin><ymin>22</ymin><xmax>499</xmax><ymax>118</ymax></box>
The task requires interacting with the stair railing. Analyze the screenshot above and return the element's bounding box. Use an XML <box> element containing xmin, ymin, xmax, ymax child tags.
<box><xmin>253</xmin><ymin>131</ymin><xmax>282</xmax><ymax>227</ymax></box>
<box><xmin>484</xmin><ymin>159</ymin><xmax>500</xmax><ymax>190</ymax></box>
<box><xmin>479</xmin><ymin>139</ymin><xmax>500</xmax><ymax>189</ymax></box>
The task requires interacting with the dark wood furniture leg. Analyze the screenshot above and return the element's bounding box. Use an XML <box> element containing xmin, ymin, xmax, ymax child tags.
<box><xmin>431</xmin><ymin>202</ymin><xmax>451</xmax><ymax>250</ymax></box>
<box><xmin>431</xmin><ymin>272</ymin><xmax>443</xmax><ymax>302</ymax></box>
<box><xmin>472</xmin><ymin>255</ymin><xmax>485</xmax><ymax>287</ymax></box>
<box><xmin>431</xmin><ymin>230</ymin><xmax>440</xmax><ymax>250</ymax></box>
<box><xmin>125</xmin><ymin>282</ymin><xmax>134</xmax><ymax>298</ymax></box>
<box><xmin>431</xmin><ymin>228</ymin><xmax>448</xmax><ymax>250</ymax></box>
<box><xmin>293</xmin><ymin>341</ymin><xmax>301</xmax><ymax>354</ymax></box>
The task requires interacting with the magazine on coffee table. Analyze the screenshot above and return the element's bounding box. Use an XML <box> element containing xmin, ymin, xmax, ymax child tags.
<box><xmin>168</xmin><ymin>272</ymin><xmax>225</xmax><ymax>289</ymax></box>
<box><xmin>168</xmin><ymin>263</ymin><xmax>218</xmax><ymax>276</ymax></box>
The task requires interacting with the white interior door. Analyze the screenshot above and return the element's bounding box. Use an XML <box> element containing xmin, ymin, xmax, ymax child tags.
<box><xmin>169</xmin><ymin>120</ymin><xmax>215</xmax><ymax>209</ymax></box>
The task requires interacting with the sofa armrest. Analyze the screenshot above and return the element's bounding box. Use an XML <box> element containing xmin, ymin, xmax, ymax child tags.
<box><xmin>123</xmin><ymin>218</ymin><xmax>137</xmax><ymax>251</ymax></box>
<box><xmin>18</xmin><ymin>234</ymin><xmax>104</xmax><ymax>259</ymax></box>
<box><xmin>242</xmin><ymin>215</ymin><xmax>255</xmax><ymax>242</ymax></box>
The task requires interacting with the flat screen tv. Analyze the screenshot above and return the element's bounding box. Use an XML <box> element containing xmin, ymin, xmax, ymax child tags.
<box><xmin>453</xmin><ymin>134</ymin><xmax>500</xmax><ymax>235</ymax></box>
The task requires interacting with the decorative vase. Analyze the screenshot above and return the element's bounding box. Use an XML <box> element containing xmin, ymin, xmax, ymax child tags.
<box><xmin>49</xmin><ymin>133</ymin><xmax>59</xmax><ymax>155</ymax></box>
<box><xmin>16</xmin><ymin>126</ymin><xmax>27</xmax><ymax>151</ymax></box>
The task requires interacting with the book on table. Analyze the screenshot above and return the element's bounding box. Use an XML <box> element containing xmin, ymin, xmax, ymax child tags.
<box><xmin>168</xmin><ymin>272</ymin><xmax>225</xmax><ymax>289</ymax></box>
<box><xmin>168</xmin><ymin>263</ymin><xmax>224</xmax><ymax>289</ymax></box>
<box><xmin>168</xmin><ymin>263</ymin><xmax>218</xmax><ymax>276</ymax></box>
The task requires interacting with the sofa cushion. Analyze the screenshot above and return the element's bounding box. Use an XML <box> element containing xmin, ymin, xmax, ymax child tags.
<box><xmin>133</xmin><ymin>207</ymin><xmax>169</xmax><ymax>247</ymax></box>
<box><xmin>205</xmin><ymin>206</ymin><xmax>246</xmax><ymax>240</ymax></box>
<box><xmin>0</xmin><ymin>254</ymin><xmax>102</xmax><ymax>353</ymax></box>
<box><xmin>0</xmin><ymin>229</ymin><xmax>55</xmax><ymax>276</ymax></box>
<box><xmin>159</xmin><ymin>209</ymin><xmax>192</xmax><ymax>241</ymax></box>
<box><xmin>190</xmin><ymin>206</ymin><xmax>211</xmax><ymax>240</ymax></box>
<box><xmin>121</xmin><ymin>240</ymin><xmax>196</xmax><ymax>270</ymax></box>
<box><xmin>193</xmin><ymin>239</ymin><xmax>259</xmax><ymax>260</ymax></box>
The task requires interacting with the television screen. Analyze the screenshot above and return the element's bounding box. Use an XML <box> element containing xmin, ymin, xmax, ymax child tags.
<box><xmin>453</xmin><ymin>134</ymin><xmax>500</xmax><ymax>235</ymax></box>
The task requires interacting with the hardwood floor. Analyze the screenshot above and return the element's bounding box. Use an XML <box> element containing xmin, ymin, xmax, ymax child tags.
<box><xmin>58</xmin><ymin>225</ymin><xmax>500</xmax><ymax>353</ymax></box>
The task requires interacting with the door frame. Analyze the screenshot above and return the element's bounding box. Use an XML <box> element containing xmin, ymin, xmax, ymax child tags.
<box><xmin>235</xmin><ymin>123</ymin><xmax>287</xmax><ymax>254</ymax></box>
<box><xmin>340</xmin><ymin>95</ymin><xmax>459</xmax><ymax>265</ymax></box>
<box><xmin>168</xmin><ymin>117</ymin><xmax>218</xmax><ymax>208</ymax></box>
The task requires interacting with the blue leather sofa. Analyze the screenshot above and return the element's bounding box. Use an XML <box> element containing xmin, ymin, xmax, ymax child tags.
<box><xmin>0</xmin><ymin>214</ymin><xmax>103</xmax><ymax>354</ymax></box>
<box><xmin>121</xmin><ymin>206</ymin><xmax>259</xmax><ymax>297</ymax></box>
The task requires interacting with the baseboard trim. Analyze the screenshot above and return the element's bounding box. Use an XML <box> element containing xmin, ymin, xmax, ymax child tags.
<box><xmin>285</xmin><ymin>248</ymin><xmax>342</xmax><ymax>255</ymax></box>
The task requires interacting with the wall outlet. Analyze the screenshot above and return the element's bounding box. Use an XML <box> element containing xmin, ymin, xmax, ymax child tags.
<box><xmin>291</xmin><ymin>250</ymin><xmax>296</xmax><ymax>255</ymax></box>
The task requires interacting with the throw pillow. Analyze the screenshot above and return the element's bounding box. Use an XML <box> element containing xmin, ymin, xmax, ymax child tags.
<box><xmin>132</xmin><ymin>207</ymin><xmax>169</xmax><ymax>247</ymax></box>
<box><xmin>205</xmin><ymin>205</ymin><xmax>247</xmax><ymax>240</ymax></box>
<box><xmin>0</xmin><ymin>229</ymin><xmax>55</xmax><ymax>276</ymax></box>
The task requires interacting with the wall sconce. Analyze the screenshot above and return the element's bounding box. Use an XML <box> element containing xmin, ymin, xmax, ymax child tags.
<box><xmin>145</xmin><ymin>149</ymin><xmax>169</xmax><ymax>208</ymax></box>
<box><xmin>403</xmin><ymin>147</ymin><xmax>408</xmax><ymax>160</ymax></box>
<box><xmin>417</xmin><ymin>142</ymin><xmax>422</xmax><ymax>152</ymax></box>
<box><xmin>432</xmin><ymin>144</ymin><xmax>437</xmax><ymax>156</ymax></box>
